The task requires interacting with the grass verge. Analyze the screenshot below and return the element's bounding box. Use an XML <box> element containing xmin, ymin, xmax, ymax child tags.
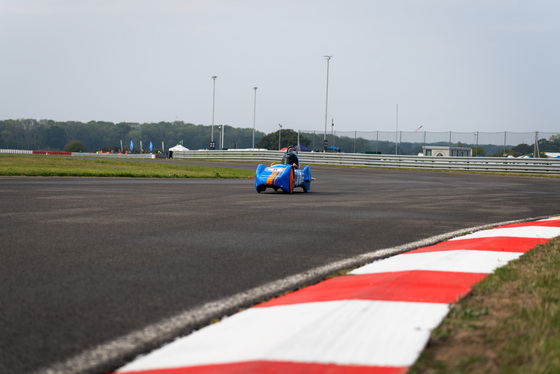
<box><xmin>410</xmin><ymin>236</ymin><xmax>560</xmax><ymax>374</ymax></box>
<box><xmin>0</xmin><ymin>154</ymin><xmax>254</xmax><ymax>178</ymax></box>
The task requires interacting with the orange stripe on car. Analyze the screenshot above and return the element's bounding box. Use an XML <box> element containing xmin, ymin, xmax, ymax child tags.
<box><xmin>266</xmin><ymin>170</ymin><xmax>281</xmax><ymax>185</ymax></box>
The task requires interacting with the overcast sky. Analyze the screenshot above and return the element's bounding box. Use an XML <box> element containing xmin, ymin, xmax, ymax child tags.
<box><xmin>1</xmin><ymin>0</ymin><xmax>559</xmax><ymax>134</ymax></box>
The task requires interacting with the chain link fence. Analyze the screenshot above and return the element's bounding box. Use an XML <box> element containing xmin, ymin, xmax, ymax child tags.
<box><xmin>297</xmin><ymin>130</ymin><xmax>559</xmax><ymax>156</ymax></box>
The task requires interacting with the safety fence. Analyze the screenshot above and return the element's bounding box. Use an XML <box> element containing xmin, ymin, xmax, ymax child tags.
<box><xmin>295</xmin><ymin>130</ymin><xmax>559</xmax><ymax>155</ymax></box>
<box><xmin>172</xmin><ymin>150</ymin><xmax>560</xmax><ymax>175</ymax></box>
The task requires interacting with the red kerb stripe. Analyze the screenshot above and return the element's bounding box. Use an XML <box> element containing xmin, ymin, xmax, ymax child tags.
<box><xmin>407</xmin><ymin>236</ymin><xmax>548</xmax><ymax>254</ymax></box>
<box><xmin>116</xmin><ymin>361</ymin><xmax>407</xmax><ymax>374</ymax></box>
<box><xmin>494</xmin><ymin>220</ymin><xmax>560</xmax><ymax>229</ymax></box>
<box><xmin>257</xmin><ymin>271</ymin><xmax>487</xmax><ymax>307</ymax></box>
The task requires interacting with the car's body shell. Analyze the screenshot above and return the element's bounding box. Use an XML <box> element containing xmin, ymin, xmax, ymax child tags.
<box><xmin>255</xmin><ymin>152</ymin><xmax>312</xmax><ymax>193</ymax></box>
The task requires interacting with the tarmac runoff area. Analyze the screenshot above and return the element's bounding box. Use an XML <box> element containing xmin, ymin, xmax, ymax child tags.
<box><xmin>113</xmin><ymin>217</ymin><xmax>560</xmax><ymax>374</ymax></box>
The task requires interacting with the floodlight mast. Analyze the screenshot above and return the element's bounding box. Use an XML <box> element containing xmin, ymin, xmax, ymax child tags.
<box><xmin>253</xmin><ymin>87</ymin><xmax>258</xmax><ymax>149</ymax></box>
<box><xmin>324</xmin><ymin>56</ymin><xmax>332</xmax><ymax>144</ymax></box>
<box><xmin>395</xmin><ymin>104</ymin><xmax>398</xmax><ymax>155</ymax></box>
<box><xmin>211</xmin><ymin>76</ymin><xmax>217</xmax><ymax>146</ymax></box>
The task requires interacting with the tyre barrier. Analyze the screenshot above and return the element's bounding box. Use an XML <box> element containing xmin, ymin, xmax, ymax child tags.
<box><xmin>32</xmin><ymin>151</ymin><xmax>72</xmax><ymax>155</ymax></box>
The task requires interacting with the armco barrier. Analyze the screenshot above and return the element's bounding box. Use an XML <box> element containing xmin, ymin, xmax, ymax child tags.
<box><xmin>172</xmin><ymin>150</ymin><xmax>560</xmax><ymax>174</ymax></box>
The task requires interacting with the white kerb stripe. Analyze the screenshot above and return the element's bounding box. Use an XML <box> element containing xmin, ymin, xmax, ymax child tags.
<box><xmin>350</xmin><ymin>250</ymin><xmax>522</xmax><ymax>275</ymax></box>
<box><xmin>117</xmin><ymin>300</ymin><xmax>449</xmax><ymax>372</ymax></box>
<box><xmin>450</xmin><ymin>226</ymin><xmax>560</xmax><ymax>241</ymax></box>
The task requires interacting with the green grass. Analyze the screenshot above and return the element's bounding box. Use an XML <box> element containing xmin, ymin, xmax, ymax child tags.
<box><xmin>0</xmin><ymin>154</ymin><xmax>254</xmax><ymax>178</ymax></box>
<box><xmin>410</xmin><ymin>236</ymin><xmax>560</xmax><ymax>374</ymax></box>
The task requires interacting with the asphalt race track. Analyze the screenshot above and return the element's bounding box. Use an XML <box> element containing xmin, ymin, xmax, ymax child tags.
<box><xmin>1</xmin><ymin>162</ymin><xmax>559</xmax><ymax>373</ymax></box>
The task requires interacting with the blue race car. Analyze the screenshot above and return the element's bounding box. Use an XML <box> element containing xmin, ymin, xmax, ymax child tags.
<box><xmin>255</xmin><ymin>148</ymin><xmax>313</xmax><ymax>193</ymax></box>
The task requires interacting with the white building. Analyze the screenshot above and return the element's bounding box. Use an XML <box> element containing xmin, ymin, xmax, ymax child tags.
<box><xmin>422</xmin><ymin>146</ymin><xmax>472</xmax><ymax>157</ymax></box>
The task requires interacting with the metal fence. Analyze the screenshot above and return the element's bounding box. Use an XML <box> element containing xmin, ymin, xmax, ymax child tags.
<box><xmin>172</xmin><ymin>150</ymin><xmax>560</xmax><ymax>175</ymax></box>
<box><xmin>296</xmin><ymin>130</ymin><xmax>559</xmax><ymax>155</ymax></box>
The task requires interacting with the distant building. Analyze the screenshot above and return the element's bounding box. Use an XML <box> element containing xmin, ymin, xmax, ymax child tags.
<box><xmin>422</xmin><ymin>146</ymin><xmax>472</xmax><ymax>157</ymax></box>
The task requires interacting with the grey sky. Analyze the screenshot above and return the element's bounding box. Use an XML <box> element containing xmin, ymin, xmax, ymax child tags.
<box><xmin>1</xmin><ymin>0</ymin><xmax>558</xmax><ymax>134</ymax></box>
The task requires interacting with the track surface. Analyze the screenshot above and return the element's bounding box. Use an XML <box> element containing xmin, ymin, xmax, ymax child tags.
<box><xmin>1</xmin><ymin>163</ymin><xmax>559</xmax><ymax>373</ymax></box>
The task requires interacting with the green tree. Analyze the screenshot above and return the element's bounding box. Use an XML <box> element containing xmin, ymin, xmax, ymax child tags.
<box><xmin>512</xmin><ymin>143</ymin><xmax>533</xmax><ymax>156</ymax></box>
<box><xmin>471</xmin><ymin>146</ymin><xmax>485</xmax><ymax>156</ymax></box>
<box><xmin>256</xmin><ymin>129</ymin><xmax>310</xmax><ymax>150</ymax></box>
<box><xmin>489</xmin><ymin>148</ymin><xmax>516</xmax><ymax>157</ymax></box>
<box><xmin>538</xmin><ymin>136</ymin><xmax>560</xmax><ymax>152</ymax></box>
<box><xmin>41</xmin><ymin>124</ymin><xmax>67</xmax><ymax>150</ymax></box>
<box><xmin>327</xmin><ymin>134</ymin><xmax>373</xmax><ymax>153</ymax></box>
<box><xmin>64</xmin><ymin>140</ymin><xmax>85</xmax><ymax>152</ymax></box>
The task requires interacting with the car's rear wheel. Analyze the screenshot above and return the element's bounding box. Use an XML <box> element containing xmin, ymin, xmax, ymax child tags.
<box><xmin>289</xmin><ymin>167</ymin><xmax>294</xmax><ymax>193</ymax></box>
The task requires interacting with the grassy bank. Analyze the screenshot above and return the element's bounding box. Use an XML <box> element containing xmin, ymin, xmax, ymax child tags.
<box><xmin>0</xmin><ymin>154</ymin><xmax>254</xmax><ymax>178</ymax></box>
<box><xmin>410</xmin><ymin>236</ymin><xmax>560</xmax><ymax>374</ymax></box>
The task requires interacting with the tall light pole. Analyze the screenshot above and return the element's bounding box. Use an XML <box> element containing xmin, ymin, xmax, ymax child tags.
<box><xmin>278</xmin><ymin>124</ymin><xmax>282</xmax><ymax>150</ymax></box>
<box><xmin>211</xmin><ymin>76</ymin><xmax>217</xmax><ymax>149</ymax></box>
<box><xmin>324</xmin><ymin>55</ymin><xmax>332</xmax><ymax>150</ymax></box>
<box><xmin>476</xmin><ymin>131</ymin><xmax>479</xmax><ymax>157</ymax></box>
<box><xmin>252</xmin><ymin>87</ymin><xmax>258</xmax><ymax>149</ymax></box>
<box><xmin>395</xmin><ymin>104</ymin><xmax>398</xmax><ymax>155</ymax></box>
<box><xmin>331</xmin><ymin>119</ymin><xmax>335</xmax><ymax>150</ymax></box>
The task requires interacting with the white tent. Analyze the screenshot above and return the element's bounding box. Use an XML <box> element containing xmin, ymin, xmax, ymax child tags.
<box><xmin>168</xmin><ymin>144</ymin><xmax>190</xmax><ymax>152</ymax></box>
<box><xmin>168</xmin><ymin>144</ymin><xmax>190</xmax><ymax>158</ymax></box>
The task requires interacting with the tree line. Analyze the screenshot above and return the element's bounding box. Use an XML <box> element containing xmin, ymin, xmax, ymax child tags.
<box><xmin>1</xmin><ymin>119</ymin><xmax>559</xmax><ymax>156</ymax></box>
<box><xmin>0</xmin><ymin>119</ymin><xmax>266</xmax><ymax>152</ymax></box>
